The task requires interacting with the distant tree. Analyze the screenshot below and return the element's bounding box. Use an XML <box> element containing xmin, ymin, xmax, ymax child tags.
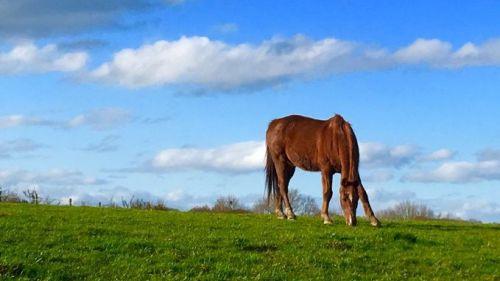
<box><xmin>288</xmin><ymin>189</ymin><xmax>320</xmax><ymax>216</ymax></box>
<box><xmin>377</xmin><ymin>201</ymin><xmax>436</xmax><ymax>220</ymax></box>
<box><xmin>23</xmin><ymin>189</ymin><xmax>40</xmax><ymax>204</ymax></box>
<box><xmin>300</xmin><ymin>195</ymin><xmax>321</xmax><ymax>216</ymax></box>
<box><xmin>213</xmin><ymin>195</ymin><xmax>247</xmax><ymax>212</ymax></box>
<box><xmin>252</xmin><ymin>189</ymin><xmax>320</xmax><ymax>216</ymax></box>
<box><xmin>251</xmin><ymin>197</ymin><xmax>273</xmax><ymax>214</ymax></box>
<box><xmin>0</xmin><ymin>187</ymin><xmax>23</xmax><ymax>203</ymax></box>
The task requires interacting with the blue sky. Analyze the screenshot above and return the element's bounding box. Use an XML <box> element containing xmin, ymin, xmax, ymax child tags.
<box><xmin>1</xmin><ymin>0</ymin><xmax>499</xmax><ymax>222</ymax></box>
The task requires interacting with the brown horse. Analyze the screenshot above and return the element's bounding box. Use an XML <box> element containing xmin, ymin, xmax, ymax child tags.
<box><xmin>265</xmin><ymin>114</ymin><xmax>380</xmax><ymax>226</ymax></box>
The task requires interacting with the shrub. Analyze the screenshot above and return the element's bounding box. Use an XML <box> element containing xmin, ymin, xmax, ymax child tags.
<box><xmin>121</xmin><ymin>197</ymin><xmax>173</xmax><ymax>211</ymax></box>
<box><xmin>0</xmin><ymin>187</ymin><xmax>24</xmax><ymax>203</ymax></box>
<box><xmin>189</xmin><ymin>205</ymin><xmax>212</xmax><ymax>212</ymax></box>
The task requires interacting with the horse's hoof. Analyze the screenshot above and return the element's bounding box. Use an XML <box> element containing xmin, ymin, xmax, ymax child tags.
<box><xmin>370</xmin><ymin>219</ymin><xmax>381</xmax><ymax>227</ymax></box>
<box><xmin>277</xmin><ymin>215</ymin><xmax>285</xmax><ymax>220</ymax></box>
<box><xmin>287</xmin><ymin>217</ymin><xmax>296</xmax><ymax>221</ymax></box>
<box><xmin>323</xmin><ymin>220</ymin><xmax>333</xmax><ymax>225</ymax></box>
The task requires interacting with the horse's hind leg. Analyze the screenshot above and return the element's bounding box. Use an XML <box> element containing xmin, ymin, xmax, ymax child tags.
<box><xmin>274</xmin><ymin>157</ymin><xmax>296</xmax><ymax>220</ymax></box>
<box><xmin>274</xmin><ymin>192</ymin><xmax>285</xmax><ymax>219</ymax></box>
<box><xmin>357</xmin><ymin>183</ymin><xmax>381</xmax><ymax>227</ymax></box>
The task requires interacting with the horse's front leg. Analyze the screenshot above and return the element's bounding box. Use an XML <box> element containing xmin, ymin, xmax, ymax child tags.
<box><xmin>357</xmin><ymin>183</ymin><xmax>381</xmax><ymax>227</ymax></box>
<box><xmin>320</xmin><ymin>170</ymin><xmax>334</xmax><ymax>224</ymax></box>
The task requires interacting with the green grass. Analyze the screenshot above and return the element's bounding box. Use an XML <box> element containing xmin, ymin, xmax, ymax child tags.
<box><xmin>0</xmin><ymin>203</ymin><xmax>498</xmax><ymax>280</ymax></box>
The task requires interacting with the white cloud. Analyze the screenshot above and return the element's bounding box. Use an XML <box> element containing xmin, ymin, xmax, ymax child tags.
<box><xmin>0</xmin><ymin>42</ymin><xmax>87</xmax><ymax>74</ymax></box>
<box><xmin>450</xmin><ymin>200</ymin><xmax>500</xmax><ymax>223</ymax></box>
<box><xmin>149</xmin><ymin>141</ymin><xmax>265</xmax><ymax>173</ymax></box>
<box><xmin>368</xmin><ymin>188</ymin><xmax>500</xmax><ymax>222</ymax></box>
<box><xmin>0</xmin><ymin>168</ymin><xmax>107</xmax><ymax>187</ymax></box>
<box><xmin>366</xmin><ymin>188</ymin><xmax>417</xmax><ymax>210</ymax></box>
<box><xmin>66</xmin><ymin>108</ymin><xmax>131</xmax><ymax>130</ymax></box>
<box><xmin>403</xmin><ymin>160</ymin><xmax>500</xmax><ymax>183</ymax></box>
<box><xmin>88</xmin><ymin>35</ymin><xmax>357</xmax><ymax>90</ymax></box>
<box><xmin>1</xmin><ymin>36</ymin><xmax>499</xmax><ymax>90</ymax></box>
<box><xmin>0</xmin><ymin>115</ymin><xmax>52</xmax><ymax>129</ymax></box>
<box><xmin>394</xmin><ymin>38</ymin><xmax>500</xmax><ymax>68</ymax></box>
<box><xmin>87</xmin><ymin>36</ymin><xmax>500</xmax><ymax>91</ymax></box>
<box><xmin>0</xmin><ymin>108</ymin><xmax>131</xmax><ymax>131</ymax></box>
<box><xmin>394</xmin><ymin>38</ymin><xmax>452</xmax><ymax>64</ymax></box>
<box><xmin>419</xmin><ymin>148</ymin><xmax>456</xmax><ymax>162</ymax></box>
<box><xmin>359</xmin><ymin>142</ymin><xmax>419</xmax><ymax>168</ymax></box>
<box><xmin>363</xmin><ymin>170</ymin><xmax>394</xmax><ymax>183</ymax></box>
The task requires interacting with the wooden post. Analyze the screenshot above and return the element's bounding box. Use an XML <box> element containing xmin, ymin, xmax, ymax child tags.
<box><xmin>69</xmin><ymin>198</ymin><xmax>72</xmax><ymax>207</ymax></box>
<box><xmin>99</xmin><ymin>202</ymin><xmax>102</xmax><ymax>208</ymax></box>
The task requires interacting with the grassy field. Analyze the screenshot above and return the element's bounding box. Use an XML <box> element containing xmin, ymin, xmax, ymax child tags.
<box><xmin>0</xmin><ymin>203</ymin><xmax>498</xmax><ymax>280</ymax></box>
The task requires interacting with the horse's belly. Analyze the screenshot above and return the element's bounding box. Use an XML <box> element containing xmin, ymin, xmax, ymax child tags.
<box><xmin>286</xmin><ymin>151</ymin><xmax>320</xmax><ymax>171</ymax></box>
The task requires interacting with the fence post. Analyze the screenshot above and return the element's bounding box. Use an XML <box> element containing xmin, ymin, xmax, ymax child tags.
<box><xmin>69</xmin><ymin>198</ymin><xmax>72</xmax><ymax>207</ymax></box>
<box><xmin>99</xmin><ymin>202</ymin><xmax>102</xmax><ymax>208</ymax></box>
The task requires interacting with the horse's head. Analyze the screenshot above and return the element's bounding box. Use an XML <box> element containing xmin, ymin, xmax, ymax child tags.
<box><xmin>340</xmin><ymin>181</ymin><xmax>359</xmax><ymax>226</ymax></box>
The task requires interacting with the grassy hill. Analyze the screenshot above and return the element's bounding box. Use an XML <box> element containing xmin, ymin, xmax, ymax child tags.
<box><xmin>0</xmin><ymin>203</ymin><xmax>498</xmax><ymax>280</ymax></box>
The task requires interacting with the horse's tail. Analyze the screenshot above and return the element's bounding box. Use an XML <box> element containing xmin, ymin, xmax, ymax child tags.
<box><xmin>342</xmin><ymin>120</ymin><xmax>360</xmax><ymax>187</ymax></box>
<box><xmin>265</xmin><ymin>146</ymin><xmax>278</xmax><ymax>203</ymax></box>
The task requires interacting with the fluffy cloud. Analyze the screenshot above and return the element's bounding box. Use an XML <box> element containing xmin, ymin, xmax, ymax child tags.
<box><xmin>394</xmin><ymin>38</ymin><xmax>500</xmax><ymax>68</ymax></box>
<box><xmin>394</xmin><ymin>39</ymin><xmax>452</xmax><ymax>64</ymax></box>
<box><xmin>0</xmin><ymin>108</ymin><xmax>131</xmax><ymax>131</ymax></box>
<box><xmin>0</xmin><ymin>168</ymin><xmax>107</xmax><ymax>187</ymax></box>
<box><xmin>0</xmin><ymin>42</ymin><xmax>87</xmax><ymax>74</ymax></box>
<box><xmin>88</xmin><ymin>36</ymin><xmax>500</xmax><ymax>91</ymax></box>
<box><xmin>449</xmin><ymin>200</ymin><xmax>500</xmax><ymax>223</ymax></box>
<box><xmin>359</xmin><ymin>142</ymin><xmax>419</xmax><ymax>168</ymax></box>
<box><xmin>403</xmin><ymin>160</ymin><xmax>500</xmax><ymax>183</ymax></box>
<box><xmin>367</xmin><ymin>188</ymin><xmax>500</xmax><ymax>222</ymax></box>
<box><xmin>89</xmin><ymin>35</ymin><xmax>356</xmax><ymax>90</ymax></box>
<box><xmin>2</xmin><ymin>36</ymin><xmax>499</xmax><ymax>89</ymax></box>
<box><xmin>148</xmin><ymin>141</ymin><xmax>265</xmax><ymax>173</ymax></box>
<box><xmin>418</xmin><ymin>149</ymin><xmax>456</xmax><ymax>162</ymax></box>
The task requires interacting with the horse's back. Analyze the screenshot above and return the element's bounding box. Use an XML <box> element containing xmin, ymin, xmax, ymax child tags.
<box><xmin>266</xmin><ymin>115</ymin><xmax>331</xmax><ymax>171</ymax></box>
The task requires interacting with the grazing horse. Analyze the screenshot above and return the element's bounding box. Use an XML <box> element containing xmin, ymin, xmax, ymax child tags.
<box><xmin>265</xmin><ymin>114</ymin><xmax>380</xmax><ymax>226</ymax></box>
